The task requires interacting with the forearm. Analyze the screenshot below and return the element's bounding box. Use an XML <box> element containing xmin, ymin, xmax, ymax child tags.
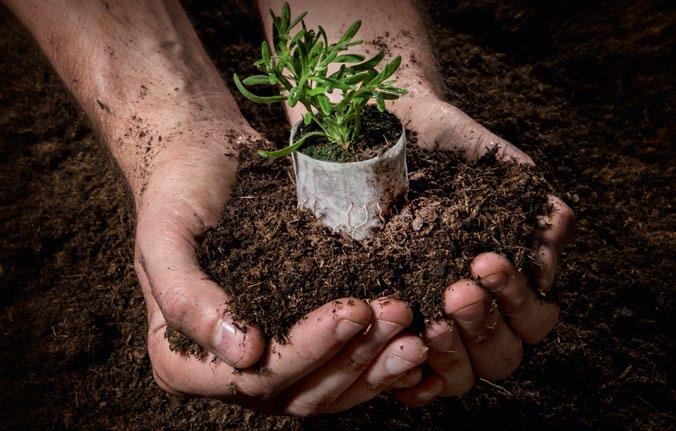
<box><xmin>4</xmin><ymin>0</ymin><xmax>245</xmax><ymax>197</ymax></box>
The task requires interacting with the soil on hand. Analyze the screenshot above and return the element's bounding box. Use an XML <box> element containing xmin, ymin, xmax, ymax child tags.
<box><xmin>298</xmin><ymin>105</ymin><xmax>402</xmax><ymax>162</ymax></box>
<box><xmin>184</xmin><ymin>145</ymin><xmax>551</xmax><ymax>343</ymax></box>
<box><xmin>1</xmin><ymin>1</ymin><xmax>674</xmax><ymax>430</ymax></box>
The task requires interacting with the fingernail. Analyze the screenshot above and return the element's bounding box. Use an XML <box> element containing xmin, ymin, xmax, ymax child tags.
<box><xmin>385</xmin><ymin>355</ymin><xmax>416</xmax><ymax>375</ymax></box>
<box><xmin>372</xmin><ymin>320</ymin><xmax>405</xmax><ymax>341</ymax></box>
<box><xmin>453</xmin><ymin>301</ymin><xmax>487</xmax><ymax>325</ymax></box>
<box><xmin>335</xmin><ymin>319</ymin><xmax>365</xmax><ymax>341</ymax></box>
<box><xmin>429</xmin><ymin>328</ymin><xmax>454</xmax><ymax>352</ymax></box>
<box><xmin>211</xmin><ymin>319</ymin><xmax>244</xmax><ymax>365</ymax></box>
<box><xmin>480</xmin><ymin>272</ymin><xmax>508</xmax><ymax>291</ymax></box>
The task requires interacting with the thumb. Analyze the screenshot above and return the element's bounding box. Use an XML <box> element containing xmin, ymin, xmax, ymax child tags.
<box><xmin>136</xmin><ymin>201</ymin><xmax>264</xmax><ymax>369</ymax></box>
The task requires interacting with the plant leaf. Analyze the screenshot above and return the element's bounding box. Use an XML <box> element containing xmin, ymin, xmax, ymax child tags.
<box><xmin>312</xmin><ymin>76</ymin><xmax>351</xmax><ymax>91</ymax></box>
<box><xmin>335</xmin><ymin>54</ymin><xmax>365</xmax><ymax>63</ymax></box>
<box><xmin>338</xmin><ymin>20</ymin><xmax>361</xmax><ymax>45</ymax></box>
<box><xmin>316</xmin><ymin>94</ymin><xmax>332</xmax><ymax>115</ymax></box>
<box><xmin>290</xmin><ymin>29</ymin><xmax>306</xmax><ymax>48</ymax></box>
<box><xmin>318</xmin><ymin>25</ymin><xmax>329</xmax><ymax>49</ymax></box>
<box><xmin>233</xmin><ymin>74</ymin><xmax>285</xmax><ymax>103</ymax></box>
<box><xmin>379</xmin><ymin>91</ymin><xmax>399</xmax><ymax>100</ymax></box>
<box><xmin>257</xmin><ymin>131</ymin><xmax>324</xmax><ymax>158</ymax></box>
<box><xmin>261</xmin><ymin>41</ymin><xmax>272</xmax><ymax>68</ymax></box>
<box><xmin>344</xmin><ymin>71</ymin><xmax>371</xmax><ymax>85</ymax></box>
<box><xmin>289</xmin><ymin>11</ymin><xmax>307</xmax><ymax>29</ymax></box>
<box><xmin>308</xmin><ymin>86</ymin><xmax>328</xmax><ymax>96</ymax></box>
<box><xmin>303</xmin><ymin>112</ymin><xmax>313</xmax><ymax>125</ymax></box>
<box><xmin>242</xmin><ymin>75</ymin><xmax>274</xmax><ymax>85</ymax></box>
<box><xmin>281</xmin><ymin>2</ymin><xmax>290</xmax><ymax>30</ymax></box>
<box><xmin>288</xmin><ymin>85</ymin><xmax>305</xmax><ymax>107</ymax></box>
<box><xmin>377</xmin><ymin>56</ymin><xmax>402</xmax><ymax>83</ymax></box>
<box><xmin>349</xmin><ymin>49</ymin><xmax>385</xmax><ymax>72</ymax></box>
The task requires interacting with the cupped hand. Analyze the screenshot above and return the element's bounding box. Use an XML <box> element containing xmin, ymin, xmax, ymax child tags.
<box><xmin>391</xmin><ymin>97</ymin><xmax>575</xmax><ymax>404</ymax></box>
<box><xmin>133</xmin><ymin>121</ymin><xmax>427</xmax><ymax>415</ymax></box>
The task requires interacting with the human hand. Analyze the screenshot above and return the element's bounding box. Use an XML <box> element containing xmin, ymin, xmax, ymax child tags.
<box><xmin>133</xmin><ymin>120</ymin><xmax>428</xmax><ymax>415</ymax></box>
<box><xmin>391</xmin><ymin>96</ymin><xmax>575</xmax><ymax>404</ymax></box>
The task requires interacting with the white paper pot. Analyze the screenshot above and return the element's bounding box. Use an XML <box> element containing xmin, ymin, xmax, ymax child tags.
<box><xmin>291</xmin><ymin>122</ymin><xmax>408</xmax><ymax>240</ymax></box>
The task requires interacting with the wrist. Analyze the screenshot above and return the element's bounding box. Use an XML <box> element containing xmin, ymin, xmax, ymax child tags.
<box><xmin>107</xmin><ymin>104</ymin><xmax>253</xmax><ymax>205</ymax></box>
<box><xmin>389</xmin><ymin>94</ymin><xmax>451</xmax><ymax>148</ymax></box>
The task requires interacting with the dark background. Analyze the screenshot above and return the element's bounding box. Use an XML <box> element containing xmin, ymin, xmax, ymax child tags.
<box><xmin>0</xmin><ymin>1</ymin><xmax>674</xmax><ymax>429</ymax></box>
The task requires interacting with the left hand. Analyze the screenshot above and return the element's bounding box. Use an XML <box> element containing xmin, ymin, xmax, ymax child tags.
<box><xmin>391</xmin><ymin>96</ymin><xmax>575</xmax><ymax>405</ymax></box>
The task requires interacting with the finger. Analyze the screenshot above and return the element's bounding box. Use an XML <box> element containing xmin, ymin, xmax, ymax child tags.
<box><xmin>259</xmin><ymin>298</ymin><xmax>372</xmax><ymax>388</ymax></box>
<box><xmin>444</xmin><ymin>280</ymin><xmax>523</xmax><ymax>380</ymax></box>
<box><xmin>433</xmin><ymin>103</ymin><xmax>535</xmax><ymax>165</ymax></box>
<box><xmin>283</xmin><ymin>298</ymin><xmax>412</xmax><ymax>411</ymax></box>
<box><xmin>471</xmin><ymin>253</ymin><xmax>559</xmax><ymax>344</ymax></box>
<box><xmin>534</xmin><ymin>195</ymin><xmax>575</xmax><ymax>292</ymax></box>
<box><xmin>136</xmin><ymin>227</ymin><xmax>264</xmax><ymax>368</ymax></box>
<box><xmin>394</xmin><ymin>373</ymin><xmax>445</xmax><ymax>407</ymax></box>
<box><xmin>390</xmin><ymin>367</ymin><xmax>423</xmax><ymax>389</ymax></box>
<box><xmin>138</xmin><ymin>260</ymin><xmax>237</xmax><ymax>397</ymax></box>
<box><xmin>424</xmin><ymin>319</ymin><xmax>475</xmax><ymax>395</ymax></box>
<box><xmin>148</xmin><ymin>297</ymin><xmax>371</xmax><ymax>398</ymax></box>
<box><xmin>327</xmin><ymin>334</ymin><xmax>428</xmax><ymax>412</ymax></box>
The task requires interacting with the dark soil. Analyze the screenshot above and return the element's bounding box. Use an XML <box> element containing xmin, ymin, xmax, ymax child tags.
<box><xmin>188</xmin><ymin>145</ymin><xmax>550</xmax><ymax>343</ymax></box>
<box><xmin>1</xmin><ymin>0</ymin><xmax>674</xmax><ymax>430</ymax></box>
<box><xmin>298</xmin><ymin>105</ymin><xmax>402</xmax><ymax>162</ymax></box>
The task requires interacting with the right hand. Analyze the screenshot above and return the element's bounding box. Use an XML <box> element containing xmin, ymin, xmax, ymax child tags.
<box><xmin>134</xmin><ymin>120</ymin><xmax>428</xmax><ymax>415</ymax></box>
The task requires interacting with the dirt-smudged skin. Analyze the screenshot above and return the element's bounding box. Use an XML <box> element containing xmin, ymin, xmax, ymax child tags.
<box><xmin>0</xmin><ymin>1</ymin><xmax>673</xmax><ymax>430</ymax></box>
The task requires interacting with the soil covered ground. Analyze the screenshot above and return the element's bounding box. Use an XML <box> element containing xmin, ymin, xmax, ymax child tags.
<box><xmin>1</xmin><ymin>1</ymin><xmax>674</xmax><ymax>429</ymax></box>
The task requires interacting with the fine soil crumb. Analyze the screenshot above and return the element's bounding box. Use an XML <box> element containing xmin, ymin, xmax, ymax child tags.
<box><xmin>177</xmin><ymin>143</ymin><xmax>552</xmax><ymax>345</ymax></box>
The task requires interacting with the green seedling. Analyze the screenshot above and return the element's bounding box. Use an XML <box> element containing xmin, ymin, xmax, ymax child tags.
<box><xmin>233</xmin><ymin>2</ymin><xmax>407</xmax><ymax>158</ymax></box>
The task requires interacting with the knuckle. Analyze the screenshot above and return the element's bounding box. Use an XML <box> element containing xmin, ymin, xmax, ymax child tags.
<box><xmin>339</xmin><ymin>352</ymin><xmax>372</xmax><ymax>376</ymax></box>
<box><xmin>158</xmin><ymin>285</ymin><xmax>191</xmax><ymax>328</ymax></box>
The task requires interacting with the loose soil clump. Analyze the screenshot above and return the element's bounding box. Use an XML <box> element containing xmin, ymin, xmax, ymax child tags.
<box><xmin>167</xmin><ymin>142</ymin><xmax>552</xmax><ymax>347</ymax></box>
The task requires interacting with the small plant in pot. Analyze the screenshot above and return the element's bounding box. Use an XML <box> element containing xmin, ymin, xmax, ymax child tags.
<box><xmin>234</xmin><ymin>2</ymin><xmax>408</xmax><ymax>240</ymax></box>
